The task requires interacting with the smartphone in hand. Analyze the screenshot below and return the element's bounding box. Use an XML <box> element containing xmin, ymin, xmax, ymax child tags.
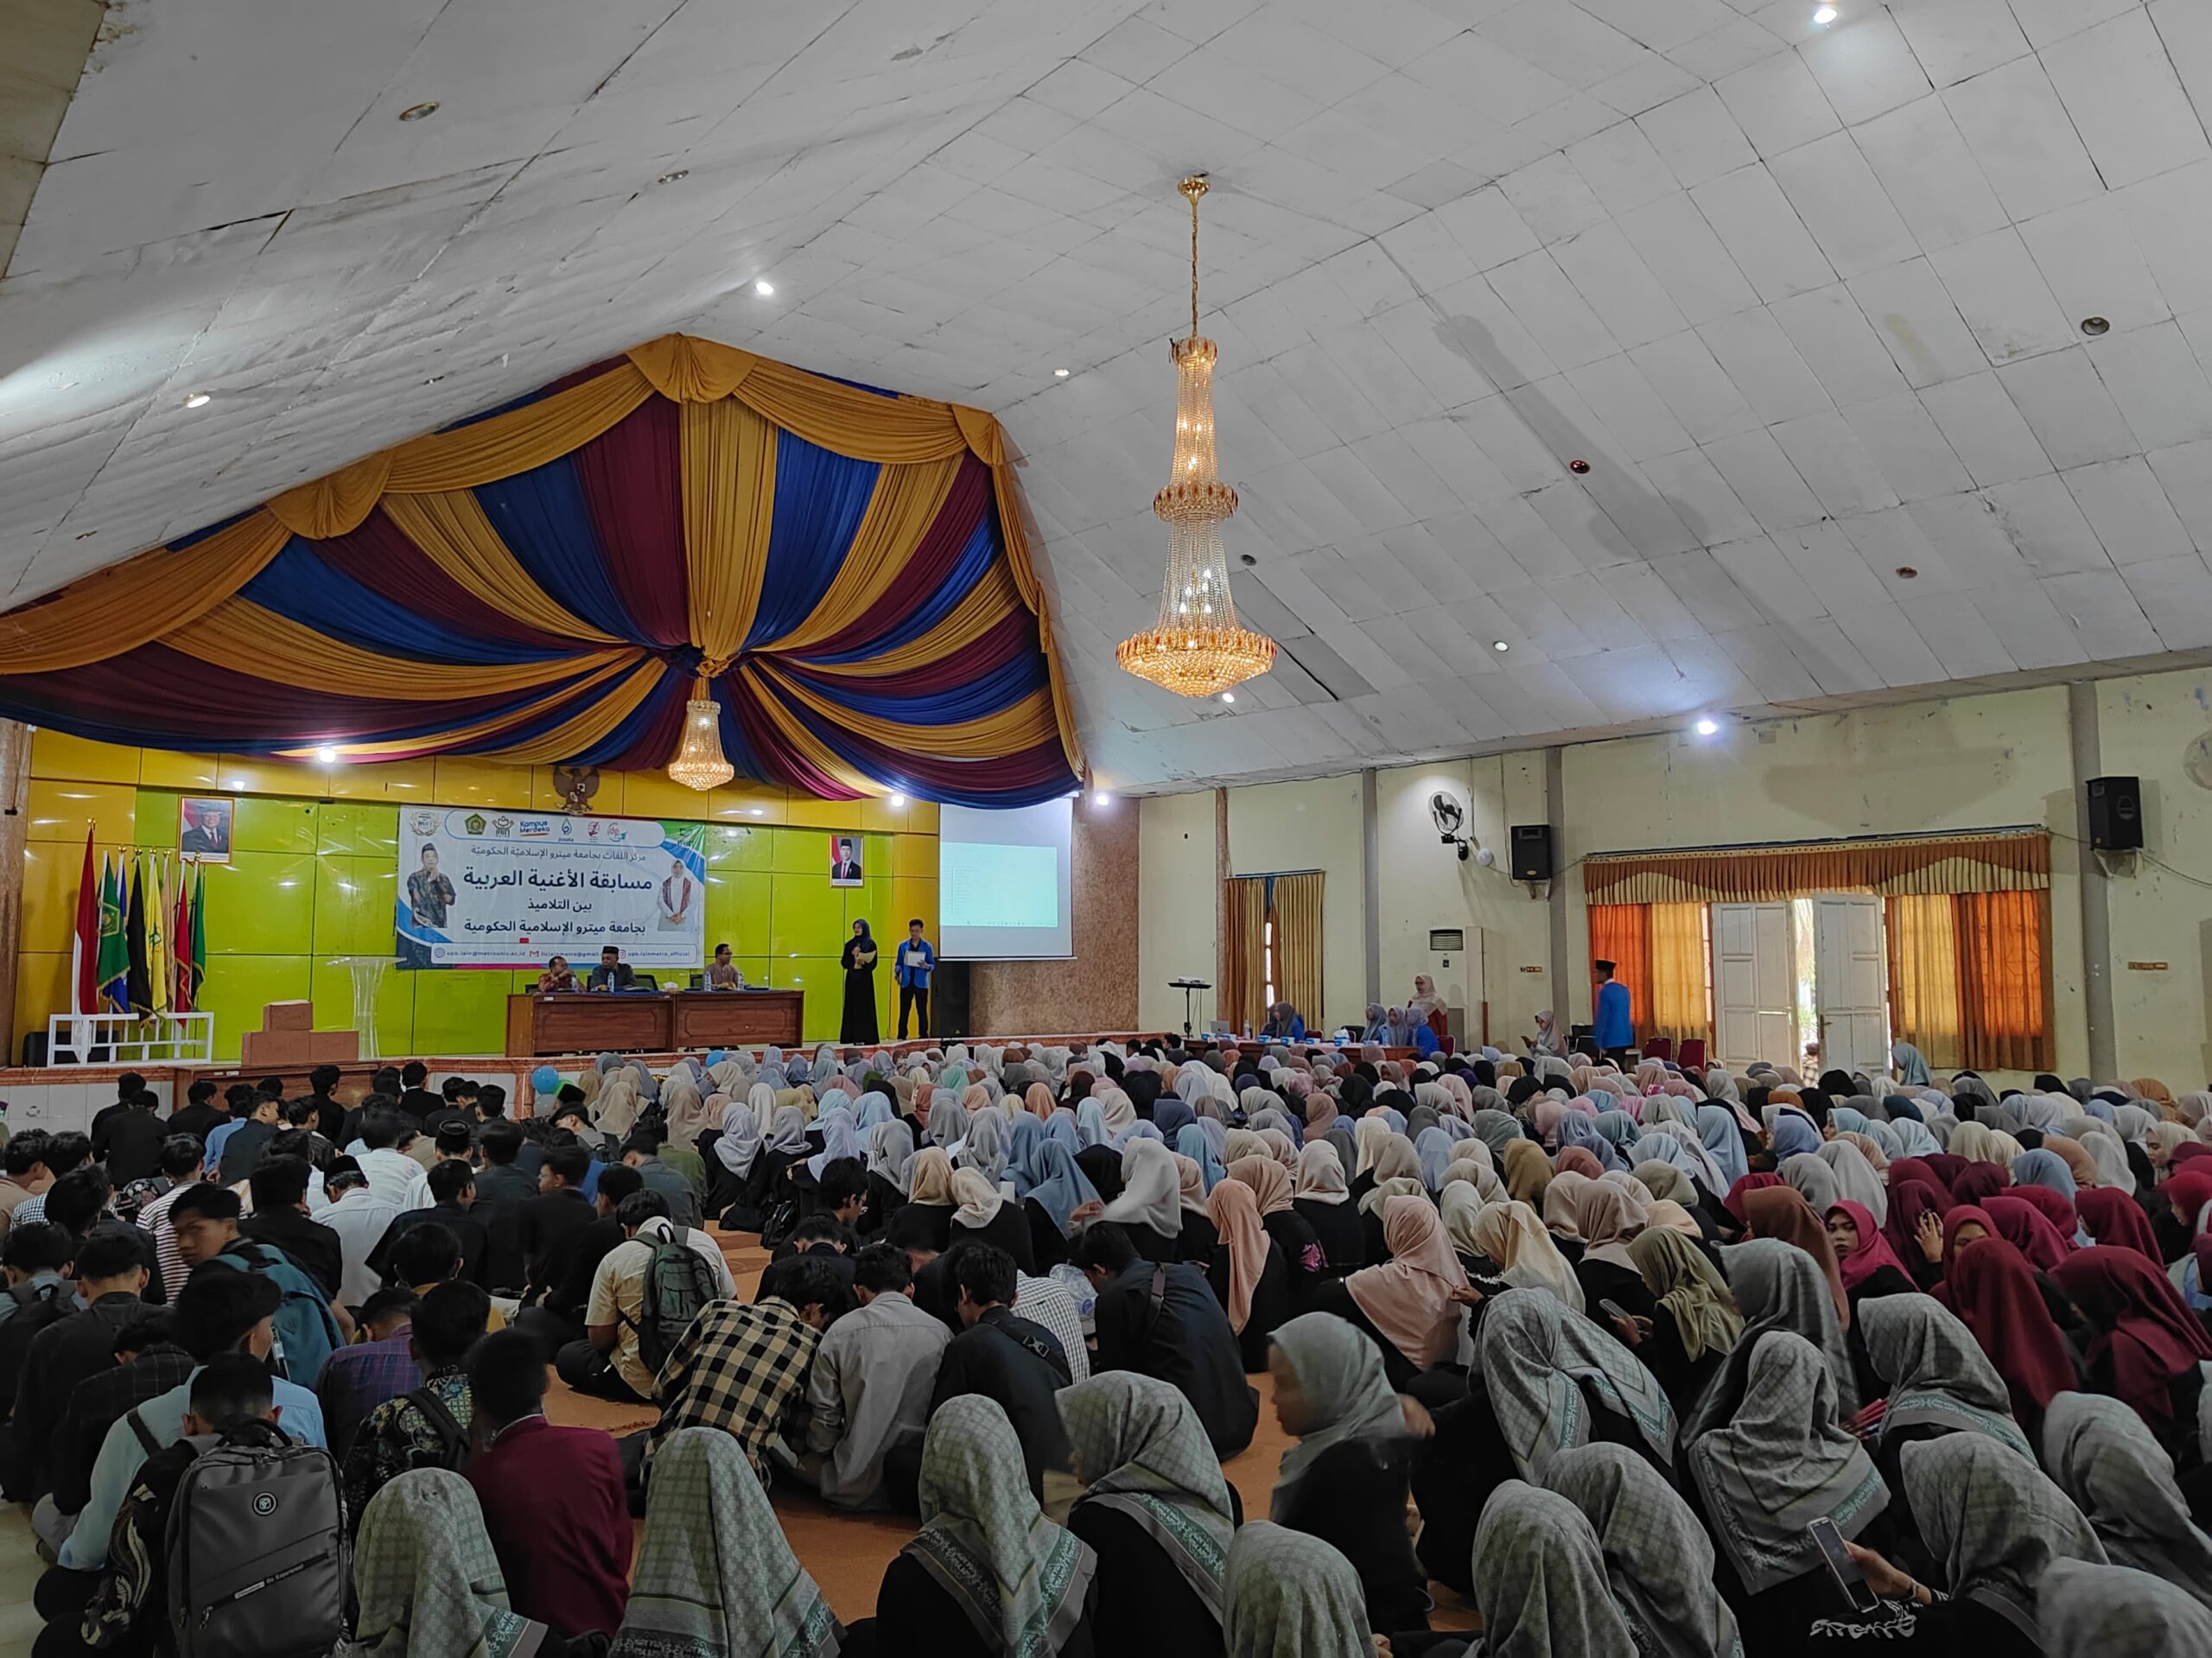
<box><xmin>1809</xmin><ymin>1516</ymin><xmax>1878</xmax><ymax>1613</ymax></box>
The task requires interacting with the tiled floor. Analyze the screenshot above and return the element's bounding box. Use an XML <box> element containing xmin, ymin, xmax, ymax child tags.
<box><xmin>0</xmin><ymin>1235</ymin><xmax>1477</xmax><ymax>1647</ymax></box>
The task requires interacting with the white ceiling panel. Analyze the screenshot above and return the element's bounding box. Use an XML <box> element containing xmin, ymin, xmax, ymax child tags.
<box><xmin>3</xmin><ymin>0</ymin><xmax>2212</xmax><ymax>791</ymax></box>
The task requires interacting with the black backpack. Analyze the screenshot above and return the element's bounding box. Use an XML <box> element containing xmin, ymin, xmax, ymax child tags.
<box><xmin>163</xmin><ymin>1418</ymin><xmax>348</xmax><ymax>1658</ymax></box>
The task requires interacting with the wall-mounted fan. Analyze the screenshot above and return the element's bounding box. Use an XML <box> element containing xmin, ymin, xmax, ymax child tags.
<box><xmin>1429</xmin><ymin>791</ymin><xmax>1493</xmax><ymax>864</ymax></box>
<box><xmin>2186</xmin><ymin>733</ymin><xmax>2212</xmax><ymax>791</ymax></box>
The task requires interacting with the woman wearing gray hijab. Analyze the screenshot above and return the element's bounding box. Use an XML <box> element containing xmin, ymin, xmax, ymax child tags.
<box><xmin>1541</xmin><ymin>1443</ymin><xmax>1741</xmax><ymax>1658</ymax></box>
<box><xmin>2041</xmin><ymin>1391</ymin><xmax>2212</xmax><ymax>1607</ymax></box>
<box><xmin>2037</xmin><ymin>1560</ymin><xmax>2212</xmax><ymax>1657</ymax></box>
<box><xmin>1686</xmin><ymin>1240</ymin><xmax>1858</xmax><ymax>1441</ymax></box>
<box><xmin>1858</xmin><ymin>1295</ymin><xmax>2032</xmax><ymax>1465</ymax></box>
<box><xmin>1471</xmin><ymin>1483</ymin><xmax>1637</xmax><ymax>1658</ymax></box>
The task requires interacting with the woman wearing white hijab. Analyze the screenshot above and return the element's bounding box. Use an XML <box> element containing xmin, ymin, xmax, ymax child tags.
<box><xmin>1470</xmin><ymin>1199</ymin><xmax>1586</xmax><ymax>1312</ymax></box>
<box><xmin>1815</xmin><ymin>1139</ymin><xmax>1887</xmax><ymax>1223</ymax></box>
<box><xmin>1102</xmin><ymin>1139</ymin><xmax>1185</xmax><ymax>1261</ymax></box>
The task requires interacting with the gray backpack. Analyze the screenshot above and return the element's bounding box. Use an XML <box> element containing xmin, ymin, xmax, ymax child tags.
<box><xmin>164</xmin><ymin>1420</ymin><xmax>349</xmax><ymax>1657</ymax></box>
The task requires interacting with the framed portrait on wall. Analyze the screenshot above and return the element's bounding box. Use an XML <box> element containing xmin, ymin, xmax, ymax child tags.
<box><xmin>179</xmin><ymin>797</ymin><xmax>233</xmax><ymax>863</ymax></box>
<box><xmin>830</xmin><ymin>833</ymin><xmax>864</xmax><ymax>887</ymax></box>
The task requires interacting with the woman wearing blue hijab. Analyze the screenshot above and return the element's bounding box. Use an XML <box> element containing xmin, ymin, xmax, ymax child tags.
<box><xmin>1075</xmin><ymin>1098</ymin><xmax>1109</xmax><ymax>1149</ymax></box>
<box><xmin>1005</xmin><ymin>1115</ymin><xmax>1046</xmax><ymax>1195</ymax></box>
<box><xmin>2012</xmin><ymin>1147</ymin><xmax>2077</xmax><ymax>1203</ymax></box>
<box><xmin>1176</xmin><ymin>1122</ymin><xmax>1226</xmax><ymax>1193</ymax></box>
<box><xmin>1770</xmin><ymin>1109</ymin><xmax>1823</xmax><ymax>1160</ymax></box>
<box><xmin>1020</xmin><ymin>1140</ymin><xmax>1100</xmax><ymax>1236</ymax></box>
<box><xmin>1556</xmin><ymin>1110</ymin><xmax>1624</xmax><ymax>1172</ymax></box>
<box><xmin>1042</xmin><ymin>1112</ymin><xmax>1081</xmax><ymax>1157</ymax></box>
<box><xmin>855</xmin><ymin>1091</ymin><xmax>894</xmax><ymax>1132</ymax></box>
<box><xmin>1414</xmin><ymin>1127</ymin><xmax>1456</xmax><ymax>1191</ymax></box>
<box><xmin>1152</xmin><ymin>1096</ymin><xmax>1198</xmax><ymax>1143</ymax></box>
<box><xmin>1696</xmin><ymin>1104</ymin><xmax>1751</xmax><ymax>1189</ymax></box>
<box><xmin>806</xmin><ymin>1108</ymin><xmax>860</xmax><ymax>1180</ymax></box>
<box><xmin>1592</xmin><ymin>1110</ymin><xmax>1641</xmax><ymax>1157</ymax></box>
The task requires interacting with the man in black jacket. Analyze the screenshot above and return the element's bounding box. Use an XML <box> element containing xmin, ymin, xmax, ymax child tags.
<box><xmin>509</xmin><ymin>1164</ymin><xmax>640</xmax><ymax>1360</ymax></box>
<box><xmin>397</xmin><ymin>1061</ymin><xmax>442</xmax><ymax>1126</ymax></box>
<box><xmin>371</xmin><ymin>1160</ymin><xmax>491</xmax><ymax>1287</ymax></box>
<box><xmin>92</xmin><ymin>1091</ymin><xmax>167</xmax><ymax>1188</ymax></box>
<box><xmin>1076</xmin><ymin>1222</ymin><xmax>1259</xmax><ymax>1457</ymax></box>
<box><xmin>237</xmin><ymin>1156</ymin><xmax>343</xmax><ymax>1302</ymax></box>
<box><xmin>517</xmin><ymin>1148</ymin><xmax>609</xmax><ymax>1310</ymax></box>
<box><xmin>926</xmin><ymin>1243</ymin><xmax>1071</xmax><ymax>1502</ymax></box>
<box><xmin>3</xmin><ymin>1232</ymin><xmax>149</xmax><ymax>1503</ymax></box>
<box><xmin>164</xmin><ymin>1080</ymin><xmax>225</xmax><ymax>1147</ymax></box>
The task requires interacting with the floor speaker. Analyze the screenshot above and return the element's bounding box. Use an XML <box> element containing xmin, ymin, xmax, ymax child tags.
<box><xmin>930</xmin><ymin>962</ymin><xmax>970</xmax><ymax>1039</ymax></box>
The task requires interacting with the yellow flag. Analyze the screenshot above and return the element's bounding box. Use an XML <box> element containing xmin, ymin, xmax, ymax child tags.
<box><xmin>145</xmin><ymin>853</ymin><xmax>171</xmax><ymax>1014</ymax></box>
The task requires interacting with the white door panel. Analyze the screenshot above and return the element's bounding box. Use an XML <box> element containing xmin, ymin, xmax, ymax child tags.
<box><xmin>1814</xmin><ymin>894</ymin><xmax>1888</xmax><ymax>1077</ymax></box>
<box><xmin>1713</xmin><ymin>901</ymin><xmax>1794</xmax><ymax>1070</ymax></box>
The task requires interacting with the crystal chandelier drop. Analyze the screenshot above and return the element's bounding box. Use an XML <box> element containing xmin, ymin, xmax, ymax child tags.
<box><xmin>667</xmin><ymin>680</ymin><xmax>735</xmax><ymax>791</ymax></box>
<box><xmin>1116</xmin><ymin>176</ymin><xmax>1274</xmax><ymax>699</ymax></box>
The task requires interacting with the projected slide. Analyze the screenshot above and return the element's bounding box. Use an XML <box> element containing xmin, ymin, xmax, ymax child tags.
<box><xmin>942</xmin><ymin>843</ymin><xmax>1059</xmax><ymax>930</ymax></box>
<box><xmin>938</xmin><ymin>797</ymin><xmax>1075</xmax><ymax>959</ymax></box>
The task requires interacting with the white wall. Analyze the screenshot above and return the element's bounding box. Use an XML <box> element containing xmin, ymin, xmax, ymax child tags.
<box><xmin>1137</xmin><ymin>788</ymin><xmax>1216</xmax><ymax>1033</ymax></box>
<box><xmin>1375</xmin><ymin>753</ymin><xmax>1551</xmax><ymax>1046</ymax></box>
<box><xmin>2097</xmin><ymin>668</ymin><xmax>2212</xmax><ymax>1087</ymax></box>
<box><xmin>1557</xmin><ymin>686</ymin><xmax>2089</xmax><ymax>1078</ymax></box>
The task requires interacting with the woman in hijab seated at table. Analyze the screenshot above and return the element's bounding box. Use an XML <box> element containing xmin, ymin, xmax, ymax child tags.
<box><xmin>609</xmin><ymin>1426</ymin><xmax>842</xmax><ymax>1658</ymax></box>
<box><xmin>1057</xmin><ymin>1373</ymin><xmax>1238</xmax><ymax>1658</ymax></box>
<box><xmin>1808</xmin><ymin>1434</ymin><xmax>2106</xmax><ymax>1653</ymax></box>
<box><xmin>1262</xmin><ymin>1313</ymin><xmax>1433</xmax><ymax>1642</ymax></box>
<box><xmin>868</xmin><ymin>1395</ymin><xmax>1098</xmax><ymax>1658</ymax></box>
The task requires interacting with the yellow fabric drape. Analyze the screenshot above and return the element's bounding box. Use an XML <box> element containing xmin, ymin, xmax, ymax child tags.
<box><xmin>1646</xmin><ymin>902</ymin><xmax>1712</xmax><ymax>1047</ymax></box>
<box><xmin>379</xmin><ymin>493</ymin><xmax>622</xmax><ymax>645</ymax></box>
<box><xmin>766</xmin><ymin>455</ymin><xmax>963</xmax><ymax>651</ymax></box>
<box><xmin>679</xmin><ymin>398</ymin><xmax>776</xmax><ymax>669</ymax></box>
<box><xmin>760</xmin><ymin>667</ymin><xmax>1059</xmax><ymax>760</ymax></box>
<box><xmin>311</xmin><ymin>656</ymin><xmax>653</xmax><ymax>759</ymax></box>
<box><xmin>1586</xmin><ymin>832</ymin><xmax>2048</xmax><ymax>905</ymax></box>
<box><xmin>1223</xmin><ymin>877</ymin><xmax>1268</xmax><ymax>1037</ymax></box>
<box><xmin>804</xmin><ymin>564</ymin><xmax>1021</xmax><ymax>679</ymax></box>
<box><xmin>267</xmin><ymin>457</ymin><xmax>394</xmax><ymax>539</ymax></box>
<box><xmin>1885</xmin><ymin>895</ymin><xmax>1963</xmax><ymax>1070</ymax></box>
<box><xmin>1271</xmin><ymin>872</ymin><xmax>1325</xmax><ymax>1030</ymax></box>
<box><xmin>169</xmin><ymin>600</ymin><xmax>642</xmax><ymax>699</ymax></box>
<box><xmin>1956</xmin><ymin>890</ymin><xmax>2055</xmax><ymax>1071</ymax></box>
<box><xmin>380</xmin><ymin>365</ymin><xmax>656</xmax><ymax>497</ymax></box>
<box><xmin>0</xmin><ymin>511</ymin><xmax>291</xmax><ymax>673</ymax></box>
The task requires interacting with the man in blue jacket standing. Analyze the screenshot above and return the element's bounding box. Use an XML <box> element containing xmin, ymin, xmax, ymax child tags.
<box><xmin>895</xmin><ymin>918</ymin><xmax>937</xmax><ymax>1039</ymax></box>
<box><xmin>1593</xmin><ymin>958</ymin><xmax>1634</xmax><ymax>1063</ymax></box>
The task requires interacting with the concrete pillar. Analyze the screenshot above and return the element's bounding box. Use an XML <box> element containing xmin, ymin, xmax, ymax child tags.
<box><xmin>2069</xmin><ymin>682</ymin><xmax>2117</xmax><ymax>1079</ymax></box>
<box><xmin>0</xmin><ymin>720</ymin><xmax>30</xmax><ymax>1064</ymax></box>
<box><xmin>1361</xmin><ymin>767</ymin><xmax>1380</xmax><ymax>1007</ymax></box>
<box><xmin>1546</xmin><ymin>745</ymin><xmax>1569</xmax><ymax>1022</ymax></box>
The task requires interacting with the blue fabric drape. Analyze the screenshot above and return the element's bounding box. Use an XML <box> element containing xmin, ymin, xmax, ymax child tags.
<box><xmin>474</xmin><ymin>455</ymin><xmax>645</xmax><ymax>643</ymax></box>
<box><xmin>243</xmin><ymin>542</ymin><xmax>558</xmax><ymax>664</ymax></box>
<box><xmin>747</xmin><ymin>435</ymin><xmax>878</xmax><ymax>648</ymax></box>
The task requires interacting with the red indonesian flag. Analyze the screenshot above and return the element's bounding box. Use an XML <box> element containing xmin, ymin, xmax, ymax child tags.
<box><xmin>173</xmin><ymin>861</ymin><xmax>193</xmax><ymax>1013</ymax></box>
<box><xmin>72</xmin><ymin>828</ymin><xmax>99</xmax><ymax>1015</ymax></box>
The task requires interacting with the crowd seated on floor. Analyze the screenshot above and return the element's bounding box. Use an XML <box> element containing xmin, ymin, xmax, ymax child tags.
<box><xmin>9</xmin><ymin>1041</ymin><xmax>2212</xmax><ymax>1654</ymax></box>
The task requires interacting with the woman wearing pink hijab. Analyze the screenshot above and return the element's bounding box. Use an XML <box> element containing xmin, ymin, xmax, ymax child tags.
<box><xmin>1331</xmin><ymin>1194</ymin><xmax>1473</xmax><ymax>1394</ymax></box>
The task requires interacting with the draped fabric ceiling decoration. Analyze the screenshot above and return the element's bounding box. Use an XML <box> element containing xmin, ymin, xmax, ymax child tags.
<box><xmin>1583</xmin><ymin>830</ymin><xmax>2050</xmax><ymax>906</ymax></box>
<box><xmin>0</xmin><ymin>335</ymin><xmax>1084</xmax><ymax>808</ymax></box>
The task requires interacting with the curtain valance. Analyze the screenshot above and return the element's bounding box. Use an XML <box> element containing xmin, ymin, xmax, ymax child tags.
<box><xmin>1584</xmin><ymin>830</ymin><xmax>2049</xmax><ymax>905</ymax></box>
<box><xmin>0</xmin><ymin>335</ymin><xmax>1082</xmax><ymax>806</ymax></box>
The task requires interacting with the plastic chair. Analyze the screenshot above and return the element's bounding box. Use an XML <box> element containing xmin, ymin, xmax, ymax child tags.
<box><xmin>1641</xmin><ymin>1037</ymin><xmax>1672</xmax><ymax>1062</ymax></box>
<box><xmin>1677</xmin><ymin>1039</ymin><xmax>1707</xmax><ymax>1071</ymax></box>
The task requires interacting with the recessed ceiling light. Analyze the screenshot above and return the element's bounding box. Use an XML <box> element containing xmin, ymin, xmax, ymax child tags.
<box><xmin>314</xmin><ymin>746</ymin><xmax>339</xmax><ymax>764</ymax></box>
<box><xmin>183</xmin><ymin>392</ymin><xmax>211</xmax><ymax>409</ymax></box>
<box><xmin>656</xmin><ymin>168</ymin><xmax>689</xmax><ymax>185</ymax></box>
<box><xmin>753</xmin><ymin>279</ymin><xmax>775</xmax><ymax>297</ymax></box>
<box><xmin>1092</xmin><ymin>791</ymin><xmax>1112</xmax><ymax>806</ymax></box>
<box><xmin>1491</xmin><ymin>639</ymin><xmax>1510</xmax><ymax>652</ymax></box>
<box><xmin>887</xmin><ymin>792</ymin><xmax>906</xmax><ymax>809</ymax></box>
<box><xmin>1812</xmin><ymin>5</ymin><xmax>1838</xmax><ymax>23</ymax></box>
<box><xmin>1694</xmin><ymin>717</ymin><xmax>1720</xmax><ymax>736</ymax></box>
<box><xmin>1219</xmin><ymin>691</ymin><xmax>1236</xmax><ymax>704</ymax></box>
<box><xmin>397</xmin><ymin>101</ymin><xmax>439</xmax><ymax>122</ymax></box>
<box><xmin>1053</xmin><ymin>367</ymin><xmax>1071</xmax><ymax>378</ymax></box>
<box><xmin>2081</xmin><ymin>316</ymin><xmax>2110</xmax><ymax>336</ymax></box>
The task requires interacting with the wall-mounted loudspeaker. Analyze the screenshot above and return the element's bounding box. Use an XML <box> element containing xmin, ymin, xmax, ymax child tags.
<box><xmin>2086</xmin><ymin>775</ymin><xmax>2142</xmax><ymax>851</ymax></box>
<box><xmin>1510</xmin><ymin>823</ymin><xmax>1554</xmax><ymax>882</ymax></box>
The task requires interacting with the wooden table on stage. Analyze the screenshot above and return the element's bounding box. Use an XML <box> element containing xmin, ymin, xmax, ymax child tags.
<box><xmin>504</xmin><ymin>990</ymin><xmax>804</xmax><ymax>1057</ymax></box>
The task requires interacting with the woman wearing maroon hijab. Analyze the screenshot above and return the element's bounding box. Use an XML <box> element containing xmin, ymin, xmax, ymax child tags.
<box><xmin>1943</xmin><ymin>1232</ymin><xmax>2082</xmax><ymax>1432</ymax></box>
<box><xmin>2050</xmin><ymin>1247</ymin><xmax>2212</xmax><ymax>1452</ymax></box>
<box><xmin>1885</xmin><ymin>1157</ymin><xmax>1953</xmax><ymax>1204</ymax></box>
<box><xmin>2004</xmin><ymin>1182</ymin><xmax>2077</xmax><ymax>1242</ymax></box>
<box><xmin>1948</xmin><ymin>1163</ymin><xmax>2009</xmax><ymax>1207</ymax></box>
<box><xmin>2075</xmin><ymin>1186</ymin><xmax>2162</xmax><ymax>1266</ymax></box>
<box><xmin>1922</xmin><ymin>1153</ymin><xmax>1971</xmax><ymax>1191</ymax></box>
<box><xmin>1822</xmin><ymin>1199</ymin><xmax>1916</xmax><ymax>1310</ymax></box>
<box><xmin>1720</xmin><ymin>1172</ymin><xmax>1785</xmax><ymax>1228</ymax></box>
<box><xmin>1883</xmin><ymin>1180</ymin><xmax>1949</xmax><ymax>1289</ymax></box>
<box><xmin>1983</xmin><ymin>1195</ymin><xmax>2071</xmax><ymax>1272</ymax></box>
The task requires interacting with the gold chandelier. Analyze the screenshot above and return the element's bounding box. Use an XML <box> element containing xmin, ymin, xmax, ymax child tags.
<box><xmin>1116</xmin><ymin>176</ymin><xmax>1274</xmax><ymax>699</ymax></box>
<box><xmin>667</xmin><ymin>679</ymin><xmax>735</xmax><ymax>790</ymax></box>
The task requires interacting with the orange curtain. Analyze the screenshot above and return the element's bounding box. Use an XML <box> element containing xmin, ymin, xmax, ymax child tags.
<box><xmin>1586</xmin><ymin>831</ymin><xmax>2048</xmax><ymax>903</ymax></box>
<box><xmin>1271</xmin><ymin>873</ymin><xmax>1325</xmax><ymax>1031</ymax></box>
<box><xmin>1955</xmin><ymin>890</ymin><xmax>2054</xmax><ymax>1070</ymax></box>
<box><xmin>1646</xmin><ymin>903</ymin><xmax>1712</xmax><ymax>1047</ymax></box>
<box><xmin>1885</xmin><ymin>895</ymin><xmax>1964</xmax><ymax>1070</ymax></box>
<box><xmin>1223</xmin><ymin>877</ymin><xmax>1268</xmax><ymax>1037</ymax></box>
<box><xmin>1588</xmin><ymin>905</ymin><xmax>1652</xmax><ymax>1045</ymax></box>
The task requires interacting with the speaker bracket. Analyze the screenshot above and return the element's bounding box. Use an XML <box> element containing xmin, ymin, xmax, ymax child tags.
<box><xmin>2093</xmin><ymin>848</ymin><xmax>2139</xmax><ymax>878</ymax></box>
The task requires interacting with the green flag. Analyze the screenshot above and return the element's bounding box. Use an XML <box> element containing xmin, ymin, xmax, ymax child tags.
<box><xmin>96</xmin><ymin>854</ymin><xmax>128</xmax><ymax>1013</ymax></box>
<box><xmin>188</xmin><ymin>860</ymin><xmax>207</xmax><ymax>1009</ymax></box>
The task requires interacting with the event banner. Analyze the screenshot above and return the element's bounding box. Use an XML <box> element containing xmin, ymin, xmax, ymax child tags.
<box><xmin>393</xmin><ymin>808</ymin><xmax>708</xmax><ymax>969</ymax></box>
